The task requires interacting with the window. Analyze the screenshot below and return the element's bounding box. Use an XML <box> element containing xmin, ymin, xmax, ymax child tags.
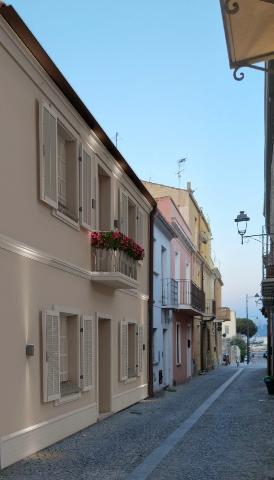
<box><xmin>40</xmin><ymin>103</ymin><xmax>98</xmax><ymax>231</ymax></box>
<box><xmin>120</xmin><ymin>320</ymin><xmax>144</xmax><ymax>381</ymax></box>
<box><xmin>152</xmin><ymin>328</ymin><xmax>158</xmax><ymax>364</ymax></box>
<box><xmin>57</xmin><ymin>122</ymin><xmax>78</xmax><ymax>222</ymax></box>
<box><xmin>42</xmin><ymin>309</ymin><xmax>94</xmax><ymax>402</ymax></box>
<box><xmin>176</xmin><ymin>322</ymin><xmax>182</xmax><ymax>365</ymax></box>
<box><xmin>118</xmin><ymin>188</ymin><xmax>144</xmax><ymax>245</ymax></box>
<box><xmin>59</xmin><ymin>313</ymin><xmax>79</xmax><ymax>397</ymax></box>
<box><xmin>128</xmin><ymin>323</ymin><xmax>137</xmax><ymax>378</ymax></box>
<box><xmin>128</xmin><ymin>198</ymin><xmax>136</xmax><ymax>239</ymax></box>
<box><xmin>98</xmin><ymin>164</ymin><xmax>111</xmax><ymax>231</ymax></box>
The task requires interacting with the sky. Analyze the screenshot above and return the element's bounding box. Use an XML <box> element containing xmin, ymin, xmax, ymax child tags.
<box><xmin>9</xmin><ymin>0</ymin><xmax>266</xmax><ymax>324</ymax></box>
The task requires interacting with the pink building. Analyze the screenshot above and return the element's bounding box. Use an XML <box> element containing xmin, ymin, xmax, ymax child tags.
<box><xmin>156</xmin><ymin>197</ymin><xmax>198</xmax><ymax>384</ymax></box>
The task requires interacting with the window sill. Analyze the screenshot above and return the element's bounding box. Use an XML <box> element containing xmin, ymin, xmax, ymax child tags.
<box><xmin>124</xmin><ymin>376</ymin><xmax>137</xmax><ymax>384</ymax></box>
<box><xmin>54</xmin><ymin>392</ymin><xmax>81</xmax><ymax>406</ymax></box>
<box><xmin>52</xmin><ymin>209</ymin><xmax>80</xmax><ymax>231</ymax></box>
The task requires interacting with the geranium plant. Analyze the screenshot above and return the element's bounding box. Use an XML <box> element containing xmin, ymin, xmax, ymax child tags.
<box><xmin>91</xmin><ymin>231</ymin><xmax>144</xmax><ymax>261</ymax></box>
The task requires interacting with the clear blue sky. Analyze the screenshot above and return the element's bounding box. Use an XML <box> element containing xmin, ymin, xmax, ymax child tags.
<box><xmin>10</xmin><ymin>0</ymin><xmax>265</xmax><ymax>323</ymax></box>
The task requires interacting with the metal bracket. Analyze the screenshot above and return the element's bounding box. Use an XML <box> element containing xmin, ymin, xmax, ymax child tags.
<box><xmin>233</xmin><ymin>64</ymin><xmax>274</xmax><ymax>82</ymax></box>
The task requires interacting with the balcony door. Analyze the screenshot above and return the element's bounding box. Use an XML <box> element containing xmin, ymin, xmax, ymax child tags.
<box><xmin>185</xmin><ymin>262</ymin><xmax>191</xmax><ymax>305</ymax></box>
<box><xmin>187</xmin><ymin>324</ymin><xmax>192</xmax><ymax>378</ymax></box>
<box><xmin>175</xmin><ymin>252</ymin><xmax>180</xmax><ymax>304</ymax></box>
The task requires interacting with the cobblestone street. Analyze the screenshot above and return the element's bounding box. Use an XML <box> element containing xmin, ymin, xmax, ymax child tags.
<box><xmin>1</xmin><ymin>362</ymin><xmax>273</xmax><ymax>480</ymax></box>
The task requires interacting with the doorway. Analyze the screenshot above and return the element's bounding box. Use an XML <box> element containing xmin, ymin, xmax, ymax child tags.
<box><xmin>98</xmin><ymin>317</ymin><xmax>111</xmax><ymax>414</ymax></box>
<box><xmin>187</xmin><ymin>324</ymin><xmax>192</xmax><ymax>378</ymax></box>
<box><xmin>163</xmin><ymin>328</ymin><xmax>170</xmax><ymax>385</ymax></box>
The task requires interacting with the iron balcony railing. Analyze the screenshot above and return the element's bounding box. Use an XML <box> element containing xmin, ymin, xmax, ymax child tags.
<box><xmin>262</xmin><ymin>232</ymin><xmax>274</xmax><ymax>307</ymax></box>
<box><xmin>162</xmin><ymin>279</ymin><xmax>205</xmax><ymax>312</ymax></box>
<box><xmin>91</xmin><ymin>248</ymin><xmax>137</xmax><ymax>280</ymax></box>
<box><xmin>162</xmin><ymin>278</ymin><xmax>178</xmax><ymax>306</ymax></box>
<box><xmin>263</xmin><ymin>232</ymin><xmax>274</xmax><ymax>279</ymax></box>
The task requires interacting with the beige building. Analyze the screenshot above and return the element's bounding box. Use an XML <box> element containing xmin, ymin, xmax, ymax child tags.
<box><xmin>143</xmin><ymin>181</ymin><xmax>224</xmax><ymax>374</ymax></box>
<box><xmin>0</xmin><ymin>5</ymin><xmax>155</xmax><ymax>468</ymax></box>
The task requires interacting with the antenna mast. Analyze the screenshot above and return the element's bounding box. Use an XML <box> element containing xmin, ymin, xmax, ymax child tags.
<box><xmin>177</xmin><ymin>157</ymin><xmax>186</xmax><ymax>206</ymax></box>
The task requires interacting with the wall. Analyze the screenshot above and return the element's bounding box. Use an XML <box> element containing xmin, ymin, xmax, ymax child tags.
<box><xmin>0</xmin><ymin>15</ymin><xmax>151</xmax><ymax>467</ymax></box>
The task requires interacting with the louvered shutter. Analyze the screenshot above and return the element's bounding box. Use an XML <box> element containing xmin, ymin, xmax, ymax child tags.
<box><xmin>137</xmin><ymin>325</ymin><xmax>144</xmax><ymax>376</ymax></box>
<box><xmin>40</xmin><ymin>103</ymin><xmax>58</xmax><ymax>209</ymax></box>
<box><xmin>80</xmin><ymin>146</ymin><xmax>97</xmax><ymax>231</ymax></box>
<box><xmin>81</xmin><ymin>315</ymin><xmax>94</xmax><ymax>391</ymax></box>
<box><xmin>42</xmin><ymin>310</ymin><xmax>60</xmax><ymax>402</ymax></box>
<box><xmin>137</xmin><ymin>207</ymin><xmax>144</xmax><ymax>246</ymax></box>
<box><xmin>120</xmin><ymin>320</ymin><xmax>128</xmax><ymax>381</ymax></box>
<box><xmin>119</xmin><ymin>190</ymin><xmax>128</xmax><ymax>235</ymax></box>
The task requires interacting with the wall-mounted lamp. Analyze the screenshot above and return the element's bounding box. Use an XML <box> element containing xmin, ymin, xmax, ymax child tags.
<box><xmin>234</xmin><ymin>211</ymin><xmax>267</xmax><ymax>245</ymax></box>
<box><xmin>234</xmin><ymin>211</ymin><xmax>250</xmax><ymax>244</ymax></box>
<box><xmin>26</xmin><ymin>344</ymin><xmax>35</xmax><ymax>357</ymax></box>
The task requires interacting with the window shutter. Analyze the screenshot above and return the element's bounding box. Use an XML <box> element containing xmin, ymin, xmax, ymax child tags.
<box><xmin>137</xmin><ymin>325</ymin><xmax>144</xmax><ymax>376</ymax></box>
<box><xmin>120</xmin><ymin>320</ymin><xmax>128</xmax><ymax>381</ymax></box>
<box><xmin>137</xmin><ymin>207</ymin><xmax>144</xmax><ymax>246</ymax></box>
<box><xmin>40</xmin><ymin>103</ymin><xmax>58</xmax><ymax>209</ymax></box>
<box><xmin>80</xmin><ymin>315</ymin><xmax>94</xmax><ymax>391</ymax></box>
<box><xmin>119</xmin><ymin>190</ymin><xmax>128</xmax><ymax>235</ymax></box>
<box><xmin>42</xmin><ymin>310</ymin><xmax>60</xmax><ymax>402</ymax></box>
<box><xmin>80</xmin><ymin>146</ymin><xmax>97</xmax><ymax>231</ymax></box>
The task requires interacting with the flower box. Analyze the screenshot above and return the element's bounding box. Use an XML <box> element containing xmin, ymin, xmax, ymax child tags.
<box><xmin>90</xmin><ymin>231</ymin><xmax>144</xmax><ymax>261</ymax></box>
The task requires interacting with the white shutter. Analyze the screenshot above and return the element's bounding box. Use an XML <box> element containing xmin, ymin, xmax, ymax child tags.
<box><xmin>137</xmin><ymin>325</ymin><xmax>144</xmax><ymax>376</ymax></box>
<box><xmin>80</xmin><ymin>146</ymin><xmax>97</xmax><ymax>231</ymax></box>
<box><xmin>120</xmin><ymin>320</ymin><xmax>128</xmax><ymax>381</ymax></box>
<box><xmin>137</xmin><ymin>207</ymin><xmax>144</xmax><ymax>246</ymax></box>
<box><xmin>119</xmin><ymin>189</ymin><xmax>128</xmax><ymax>235</ymax></box>
<box><xmin>81</xmin><ymin>315</ymin><xmax>94</xmax><ymax>391</ymax></box>
<box><xmin>42</xmin><ymin>310</ymin><xmax>60</xmax><ymax>402</ymax></box>
<box><xmin>40</xmin><ymin>103</ymin><xmax>58</xmax><ymax>209</ymax></box>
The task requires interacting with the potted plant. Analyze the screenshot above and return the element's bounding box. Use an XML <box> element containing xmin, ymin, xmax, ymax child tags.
<box><xmin>264</xmin><ymin>376</ymin><xmax>274</xmax><ymax>394</ymax></box>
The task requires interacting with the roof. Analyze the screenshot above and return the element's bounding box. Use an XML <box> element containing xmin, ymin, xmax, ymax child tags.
<box><xmin>0</xmin><ymin>4</ymin><xmax>156</xmax><ymax>208</ymax></box>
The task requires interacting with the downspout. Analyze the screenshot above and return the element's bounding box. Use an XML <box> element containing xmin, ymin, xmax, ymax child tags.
<box><xmin>148</xmin><ymin>204</ymin><xmax>157</xmax><ymax>397</ymax></box>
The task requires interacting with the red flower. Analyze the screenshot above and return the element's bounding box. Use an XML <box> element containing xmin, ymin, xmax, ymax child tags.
<box><xmin>91</xmin><ymin>230</ymin><xmax>144</xmax><ymax>261</ymax></box>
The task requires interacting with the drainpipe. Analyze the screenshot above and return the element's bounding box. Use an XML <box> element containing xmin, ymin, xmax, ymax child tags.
<box><xmin>148</xmin><ymin>204</ymin><xmax>157</xmax><ymax>398</ymax></box>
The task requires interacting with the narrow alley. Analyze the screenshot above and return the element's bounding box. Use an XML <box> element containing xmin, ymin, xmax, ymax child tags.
<box><xmin>1</xmin><ymin>359</ymin><xmax>273</xmax><ymax>480</ymax></box>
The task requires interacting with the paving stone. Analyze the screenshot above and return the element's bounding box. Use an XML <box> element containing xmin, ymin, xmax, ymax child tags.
<box><xmin>0</xmin><ymin>363</ymin><xmax>270</xmax><ymax>480</ymax></box>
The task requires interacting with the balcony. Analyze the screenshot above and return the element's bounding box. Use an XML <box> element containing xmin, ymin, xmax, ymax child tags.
<box><xmin>262</xmin><ymin>234</ymin><xmax>274</xmax><ymax>307</ymax></box>
<box><xmin>161</xmin><ymin>278</ymin><xmax>206</xmax><ymax>314</ymax></box>
<box><xmin>216</xmin><ymin>307</ymin><xmax>230</xmax><ymax>322</ymax></box>
<box><xmin>90</xmin><ymin>248</ymin><xmax>138</xmax><ymax>289</ymax></box>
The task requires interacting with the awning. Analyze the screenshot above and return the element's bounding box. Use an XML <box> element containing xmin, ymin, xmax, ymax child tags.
<box><xmin>220</xmin><ymin>0</ymin><xmax>274</xmax><ymax>70</ymax></box>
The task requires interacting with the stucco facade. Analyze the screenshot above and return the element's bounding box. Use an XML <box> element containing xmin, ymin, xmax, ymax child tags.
<box><xmin>0</xmin><ymin>7</ymin><xmax>154</xmax><ymax>468</ymax></box>
<box><xmin>152</xmin><ymin>212</ymin><xmax>174</xmax><ymax>392</ymax></box>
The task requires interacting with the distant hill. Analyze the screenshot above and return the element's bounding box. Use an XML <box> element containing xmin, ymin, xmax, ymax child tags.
<box><xmin>256</xmin><ymin>324</ymin><xmax>267</xmax><ymax>337</ymax></box>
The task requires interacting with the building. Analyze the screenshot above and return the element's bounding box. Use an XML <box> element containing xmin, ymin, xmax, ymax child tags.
<box><xmin>262</xmin><ymin>60</ymin><xmax>274</xmax><ymax>376</ymax></box>
<box><xmin>143</xmin><ymin>181</ymin><xmax>224</xmax><ymax>376</ymax></box>
<box><xmin>152</xmin><ymin>210</ymin><xmax>175</xmax><ymax>392</ymax></box>
<box><xmin>0</xmin><ymin>4</ymin><xmax>156</xmax><ymax>468</ymax></box>
<box><xmin>156</xmin><ymin>196</ymin><xmax>196</xmax><ymax>384</ymax></box>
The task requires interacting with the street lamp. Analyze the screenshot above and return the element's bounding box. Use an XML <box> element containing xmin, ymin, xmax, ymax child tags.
<box><xmin>234</xmin><ymin>211</ymin><xmax>250</xmax><ymax>244</ymax></box>
<box><xmin>234</xmin><ymin>211</ymin><xmax>266</xmax><ymax>245</ymax></box>
<box><xmin>246</xmin><ymin>293</ymin><xmax>260</xmax><ymax>364</ymax></box>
